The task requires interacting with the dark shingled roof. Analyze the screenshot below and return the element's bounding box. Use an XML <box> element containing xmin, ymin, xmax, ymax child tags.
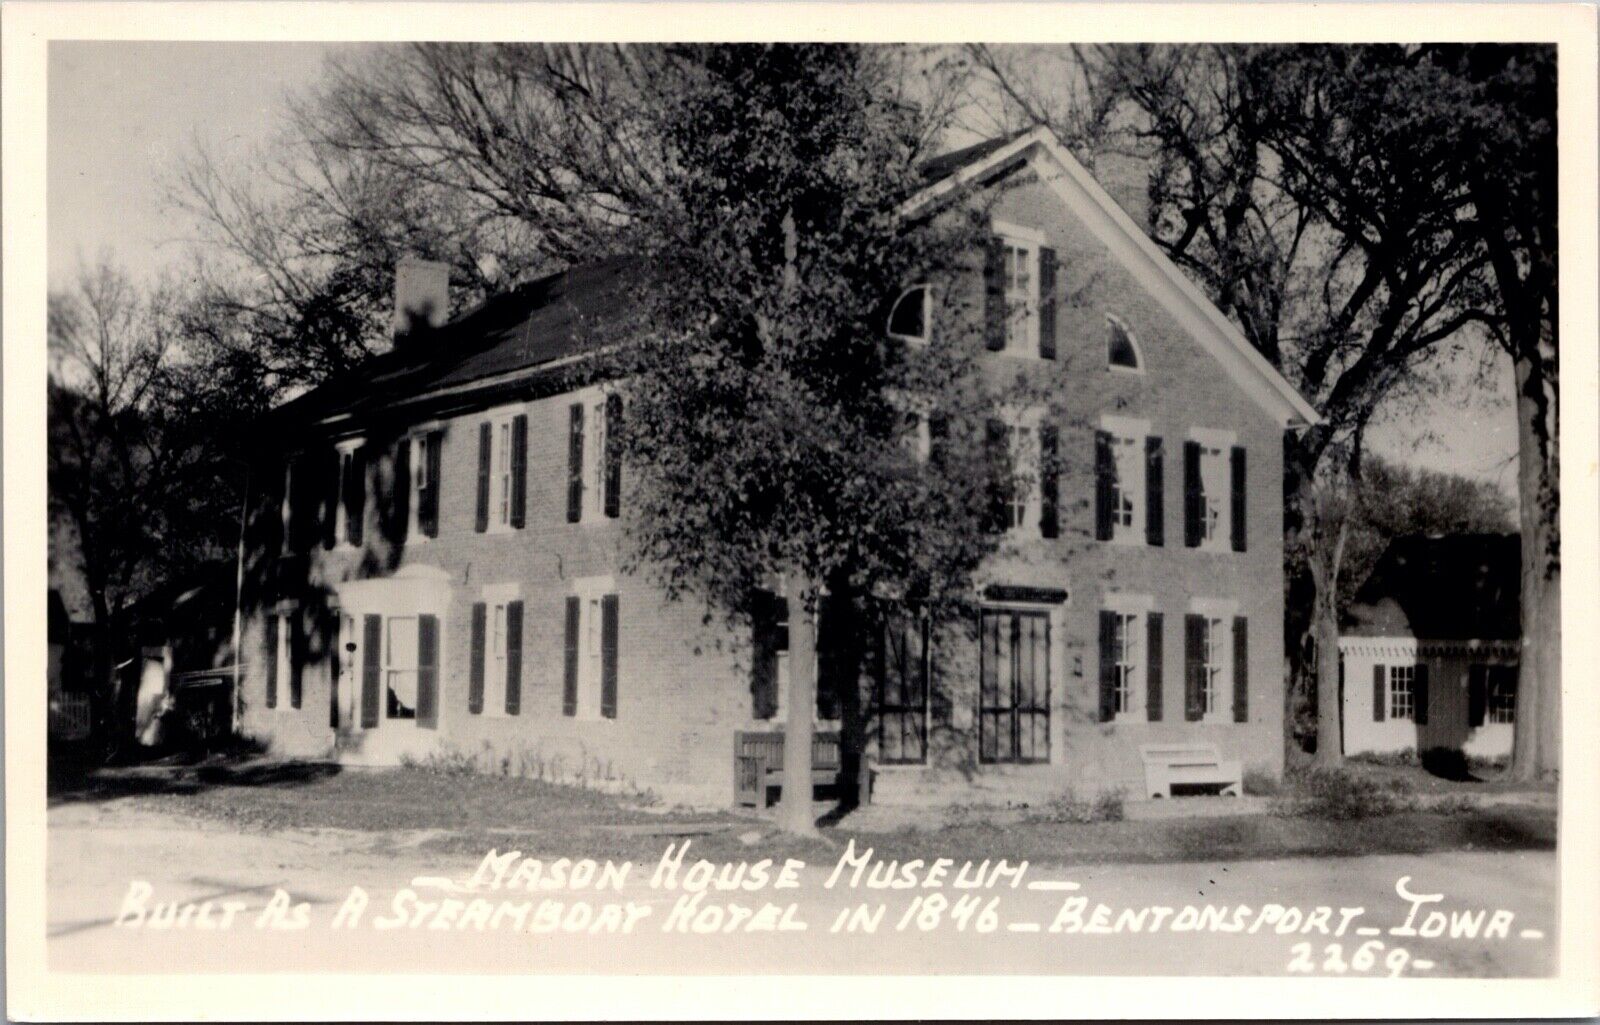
<box><xmin>273</xmin><ymin>136</ymin><xmax>1023</xmax><ymax>430</ymax></box>
<box><xmin>271</xmin><ymin>256</ymin><xmax>640</xmax><ymax>428</ymax></box>
<box><xmin>1343</xmin><ymin>533</ymin><xmax>1521</xmax><ymax>641</ymax></box>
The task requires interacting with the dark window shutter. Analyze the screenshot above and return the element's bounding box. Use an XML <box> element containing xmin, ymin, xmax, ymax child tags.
<box><xmin>361</xmin><ymin>614</ymin><xmax>382</xmax><ymax>728</ymax></box>
<box><xmin>393</xmin><ymin>439</ymin><xmax>412</xmax><ymax>543</ymax></box>
<box><xmin>566</xmin><ymin>403</ymin><xmax>585</xmax><ymax>523</ymax></box>
<box><xmin>983</xmin><ymin>235</ymin><xmax>1006</xmax><ymax>350</ymax></box>
<box><xmin>326</xmin><ymin>609</ymin><xmax>342</xmax><ymax>729</ymax></box>
<box><xmin>1146</xmin><ymin>612</ymin><xmax>1164</xmax><ymax>722</ymax></box>
<box><xmin>600</xmin><ymin>594</ymin><xmax>619</xmax><ymax>719</ymax></box>
<box><xmin>416</xmin><ymin>614</ymin><xmax>439</xmax><ymax>729</ymax></box>
<box><xmin>322</xmin><ymin>448</ymin><xmax>340</xmax><ymax>550</ymax></box>
<box><xmin>468</xmin><ymin>602</ymin><xmax>486</xmax><ymax>714</ymax></box>
<box><xmin>505</xmin><ymin>600</ymin><xmax>523</xmax><ymax>716</ymax></box>
<box><xmin>1372</xmin><ymin>664</ymin><xmax>1386</xmax><ymax>722</ymax></box>
<box><xmin>985</xmin><ymin>418</ymin><xmax>1010</xmax><ymax>533</ymax></box>
<box><xmin>1145</xmin><ymin>437</ymin><xmax>1164</xmax><ymax>547</ymax></box>
<box><xmin>604</xmin><ymin>394</ymin><xmax>622</xmax><ymax>519</ymax></box>
<box><xmin>1184</xmin><ymin>614</ymin><xmax>1206</xmax><ymax>722</ymax></box>
<box><xmin>1468</xmin><ymin>665</ymin><xmax>1487</xmax><ymax>728</ymax></box>
<box><xmin>1413</xmin><ymin>662</ymin><xmax>1429</xmax><ymax>726</ymax></box>
<box><xmin>1097</xmin><ymin>610</ymin><xmax>1117</xmax><ymax>722</ymax></box>
<box><xmin>509</xmin><ymin>414</ymin><xmax>528</xmax><ymax>529</ymax></box>
<box><xmin>1232</xmin><ymin>616</ymin><xmax>1248</xmax><ymax>723</ymax></box>
<box><xmin>345</xmin><ymin>447</ymin><xmax>365</xmax><ymax>546</ymax></box>
<box><xmin>1230</xmin><ymin>445</ymin><xmax>1247</xmax><ymax>552</ymax></box>
<box><xmin>474</xmin><ymin>422</ymin><xmax>492</xmax><ymax>533</ymax></box>
<box><xmin>288</xmin><ymin>612</ymin><xmax>303</xmax><ymax>709</ymax></box>
<box><xmin>1038</xmin><ymin>246</ymin><xmax>1057</xmax><ymax>360</ymax></box>
<box><xmin>751</xmin><ymin>592</ymin><xmax>779</xmax><ymax>720</ymax></box>
<box><xmin>1183</xmin><ymin>441</ymin><xmax>1202</xmax><ymax>548</ymax></box>
<box><xmin>562</xmin><ymin>596</ymin><xmax>580</xmax><ymax>716</ymax></box>
<box><xmin>1094</xmin><ymin>430</ymin><xmax>1114</xmax><ymax>541</ymax></box>
<box><xmin>421</xmin><ymin>430</ymin><xmax>443</xmax><ymax>537</ymax></box>
<box><xmin>1039</xmin><ymin>424</ymin><xmax>1059</xmax><ymax>539</ymax></box>
<box><xmin>264</xmin><ymin>614</ymin><xmax>279</xmax><ymax>709</ymax></box>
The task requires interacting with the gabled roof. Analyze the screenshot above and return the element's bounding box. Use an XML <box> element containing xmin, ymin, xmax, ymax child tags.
<box><xmin>1343</xmin><ymin>533</ymin><xmax>1521</xmax><ymax>641</ymax></box>
<box><xmin>905</xmin><ymin>126</ymin><xmax>1319</xmax><ymax>427</ymax></box>
<box><xmin>276</xmin><ymin>126</ymin><xmax>1319</xmax><ymax>431</ymax></box>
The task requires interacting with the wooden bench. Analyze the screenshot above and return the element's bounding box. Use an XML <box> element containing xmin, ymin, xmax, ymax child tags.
<box><xmin>735</xmin><ymin>730</ymin><xmax>869</xmax><ymax>807</ymax></box>
<box><xmin>1140</xmin><ymin>743</ymin><xmax>1242</xmax><ymax>799</ymax></box>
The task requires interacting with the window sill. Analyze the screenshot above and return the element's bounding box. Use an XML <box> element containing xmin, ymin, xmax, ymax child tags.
<box><xmin>1108</xmin><ymin>363</ymin><xmax>1145</xmax><ymax>377</ymax></box>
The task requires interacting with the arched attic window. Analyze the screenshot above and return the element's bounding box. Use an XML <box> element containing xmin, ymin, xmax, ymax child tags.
<box><xmin>886</xmin><ymin>285</ymin><xmax>933</xmax><ymax>344</ymax></box>
<box><xmin>1107</xmin><ymin>314</ymin><xmax>1145</xmax><ymax>372</ymax></box>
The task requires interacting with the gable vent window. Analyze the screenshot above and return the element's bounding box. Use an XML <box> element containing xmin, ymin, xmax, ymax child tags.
<box><xmin>1108</xmin><ymin>315</ymin><xmax>1144</xmax><ymax>372</ymax></box>
<box><xmin>887</xmin><ymin>285</ymin><xmax>932</xmax><ymax>344</ymax></box>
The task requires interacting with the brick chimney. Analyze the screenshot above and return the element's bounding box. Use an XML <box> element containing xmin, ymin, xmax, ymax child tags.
<box><xmin>1092</xmin><ymin>151</ymin><xmax>1152</xmax><ymax>232</ymax></box>
<box><xmin>392</xmin><ymin>257</ymin><xmax>451</xmax><ymax>346</ymax></box>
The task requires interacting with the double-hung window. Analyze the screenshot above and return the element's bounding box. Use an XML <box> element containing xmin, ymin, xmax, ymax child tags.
<box><xmin>1487</xmin><ymin>666</ymin><xmax>1517</xmax><ymax>724</ymax></box>
<box><xmin>333</xmin><ymin>442</ymin><xmax>365</xmax><ymax>547</ymax></box>
<box><xmin>1100</xmin><ymin>596</ymin><xmax>1160</xmax><ymax>723</ymax></box>
<box><xmin>1200</xmin><ymin>617</ymin><xmax>1227</xmax><ymax>719</ymax></box>
<box><xmin>1112</xmin><ymin>612</ymin><xmax>1139</xmax><ymax>716</ymax></box>
<box><xmin>475</xmin><ymin>407</ymin><xmax>526</xmax><ymax>534</ymax></box>
<box><xmin>992</xmin><ymin>221</ymin><xmax>1044</xmax><ymax>356</ymax></box>
<box><xmin>563</xmin><ymin>576</ymin><xmax>619</xmax><ymax>720</ymax></box>
<box><xmin>987</xmin><ymin>408</ymin><xmax>1048</xmax><ymax>536</ymax></box>
<box><xmin>385</xmin><ymin>616</ymin><xmax>420</xmax><ymax>720</ymax></box>
<box><xmin>1388</xmin><ymin>664</ymin><xmax>1416</xmax><ymax>721</ymax></box>
<box><xmin>1184</xmin><ymin>428</ymin><xmax>1239</xmax><ymax>551</ymax></box>
<box><xmin>567</xmin><ymin>390</ymin><xmax>623</xmax><ymax>524</ymax></box>
<box><xmin>496</xmin><ymin>421</ymin><xmax>513</xmax><ymax>527</ymax></box>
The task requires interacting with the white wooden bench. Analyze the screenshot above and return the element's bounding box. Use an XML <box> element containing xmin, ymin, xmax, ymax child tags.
<box><xmin>1140</xmin><ymin>743</ymin><xmax>1242</xmax><ymax>799</ymax></box>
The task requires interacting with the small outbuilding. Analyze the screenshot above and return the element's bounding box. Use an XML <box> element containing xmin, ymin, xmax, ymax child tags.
<box><xmin>1338</xmin><ymin>533</ymin><xmax>1520</xmax><ymax>760</ymax></box>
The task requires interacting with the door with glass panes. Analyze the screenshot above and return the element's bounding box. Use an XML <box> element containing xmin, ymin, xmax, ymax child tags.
<box><xmin>978</xmin><ymin>608</ymin><xmax>1050</xmax><ymax>764</ymax></box>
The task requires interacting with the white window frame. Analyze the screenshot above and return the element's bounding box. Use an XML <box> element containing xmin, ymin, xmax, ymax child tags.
<box><xmin>333</xmin><ymin>439</ymin><xmax>363</xmax><ymax>550</ymax></box>
<box><xmin>571</xmin><ymin>575</ymin><xmax>616</xmax><ymax>721</ymax></box>
<box><xmin>993</xmin><ymin>220</ymin><xmax>1044</xmax><ymax>358</ymax></box>
<box><xmin>1105</xmin><ymin>593</ymin><xmax>1153</xmax><ymax>722</ymax></box>
<box><xmin>1190</xmin><ymin>428</ymin><xmax>1236</xmax><ymax>552</ymax></box>
<box><xmin>568</xmin><ymin>385</ymin><xmax>618</xmax><ymax>527</ymax></box>
<box><xmin>1190</xmin><ymin>597</ymin><xmax>1236</xmax><ymax>724</ymax></box>
<box><xmin>886</xmin><ymin>284</ymin><xmax>934</xmax><ymax>345</ymax></box>
<box><xmin>1102</xmin><ymin>415</ymin><xmax>1151</xmax><ymax>546</ymax></box>
<box><xmin>384</xmin><ymin>614</ymin><xmax>421</xmax><ymax>721</ymax></box>
<box><xmin>403</xmin><ymin>425</ymin><xmax>442</xmax><ymax>543</ymax></box>
<box><xmin>1388</xmin><ymin>664</ymin><xmax>1416</xmax><ymax>721</ymax></box>
<box><xmin>1106</xmin><ymin>313</ymin><xmax>1146</xmax><ymax>375</ymax></box>
<box><xmin>1486</xmin><ymin>665</ymin><xmax>1516</xmax><ymax>725</ymax></box>
<box><xmin>481</xmin><ymin>582</ymin><xmax>520</xmax><ymax>718</ymax></box>
<box><xmin>998</xmin><ymin>405</ymin><xmax>1046</xmax><ymax>536</ymax></box>
<box><xmin>482</xmin><ymin>403</ymin><xmax>525</xmax><ymax>536</ymax></box>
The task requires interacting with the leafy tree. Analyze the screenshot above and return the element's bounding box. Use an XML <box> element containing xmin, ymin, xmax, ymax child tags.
<box><xmin>607</xmin><ymin>44</ymin><xmax>1032</xmax><ymax>833</ymax></box>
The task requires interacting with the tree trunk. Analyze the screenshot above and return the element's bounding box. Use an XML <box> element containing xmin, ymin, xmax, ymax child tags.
<box><xmin>777</xmin><ymin>574</ymin><xmax>820</xmax><ymax>835</ymax></box>
<box><xmin>1308</xmin><ymin>552</ymin><xmax>1343</xmax><ymax>766</ymax></box>
<box><xmin>1509</xmin><ymin>349</ymin><xmax>1560</xmax><ymax>781</ymax></box>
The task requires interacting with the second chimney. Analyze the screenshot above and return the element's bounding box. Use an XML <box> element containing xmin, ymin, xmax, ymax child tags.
<box><xmin>392</xmin><ymin>257</ymin><xmax>451</xmax><ymax>345</ymax></box>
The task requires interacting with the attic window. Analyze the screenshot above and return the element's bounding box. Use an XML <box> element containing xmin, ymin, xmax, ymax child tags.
<box><xmin>1107</xmin><ymin>315</ymin><xmax>1144</xmax><ymax>372</ymax></box>
<box><xmin>887</xmin><ymin>285</ymin><xmax>932</xmax><ymax>344</ymax></box>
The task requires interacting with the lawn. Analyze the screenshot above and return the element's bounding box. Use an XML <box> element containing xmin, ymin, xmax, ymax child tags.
<box><xmin>50</xmin><ymin>756</ymin><xmax>1557</xmax><ymax>868</ymax></box>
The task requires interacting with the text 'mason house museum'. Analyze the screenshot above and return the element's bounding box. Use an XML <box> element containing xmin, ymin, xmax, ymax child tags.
<box><xmin>240</xmin><ymin>127</ymin><xmax>1320</xmax><ymax>807</ymax></box>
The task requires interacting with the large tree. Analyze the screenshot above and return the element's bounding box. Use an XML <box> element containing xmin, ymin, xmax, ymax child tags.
<box><xmin>607</xmin><ymin>44</ymin><xmax>1022</xmax><ymax>833</ymax></box>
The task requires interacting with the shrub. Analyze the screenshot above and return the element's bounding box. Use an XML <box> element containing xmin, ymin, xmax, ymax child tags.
<box><xmin>1242</xmin><ymin>767</ymin><xmax>1283</xmax><ymax>796</ymax></box>
<box><xmin>1277</xmin><ymin>766</ymin><xmax>1417</xmax><ymax>819</ymax></box>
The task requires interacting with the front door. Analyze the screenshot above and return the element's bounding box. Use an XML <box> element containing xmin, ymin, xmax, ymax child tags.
<box><xmin>978</xmin><ymin>608</ymin><xmax>1051</xmax><ymax>764</ymax></box>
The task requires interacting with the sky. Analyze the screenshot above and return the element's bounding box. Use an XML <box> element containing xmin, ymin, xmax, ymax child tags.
<box><xmin>46</xmin><ymin>41</ymin><xmax>1520</xmax><ymax>500</ymax></box>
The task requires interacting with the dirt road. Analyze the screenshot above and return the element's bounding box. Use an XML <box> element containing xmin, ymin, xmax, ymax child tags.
<box><xmin>47</xmin><ymin>799</ymin><xmax>1556</xmax><ymax>977</ymax></box>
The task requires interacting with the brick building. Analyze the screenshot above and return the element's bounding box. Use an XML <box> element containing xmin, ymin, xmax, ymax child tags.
<box><xmin>236</xmin><ymin>127</ymin><xmax>1318</xmax><ymax>806</ymax></box>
